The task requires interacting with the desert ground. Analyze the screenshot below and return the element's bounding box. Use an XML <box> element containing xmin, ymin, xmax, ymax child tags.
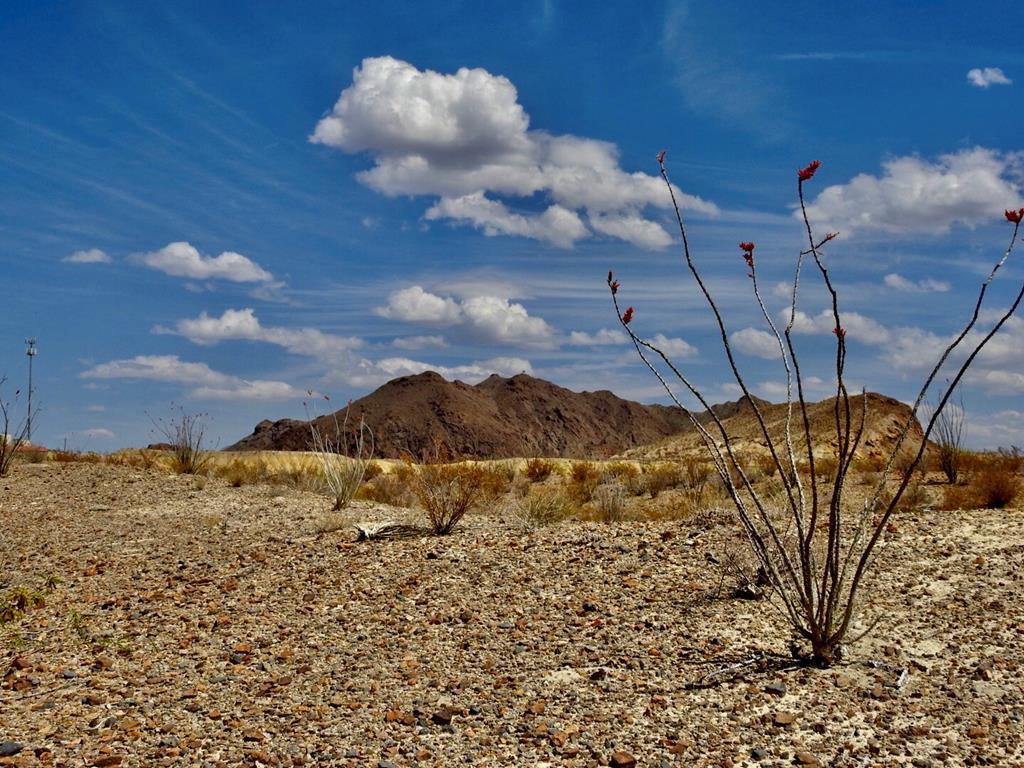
<box><xmin>2</xmin><ymin>459</ymin><xmax>1023</xmax><ymax>767</ymax></box>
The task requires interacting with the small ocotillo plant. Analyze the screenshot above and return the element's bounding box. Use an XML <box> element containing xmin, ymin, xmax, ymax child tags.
<box><xmin>926</xmin><ymin>388</ymin><xmax>966</xmax><ymax>484</ymax></box>
<box><xmin>610</xmin><ymin>153</ymin><xmax>1023</xmax><ymax>666</ymax></box>
<box><xmin>306</xmin><ymin>394</ymin><xmax>374</xmax><ymax>510</ymax></box>
<box><xmin>150</xmin><ymin>406</ymin><xmax>212</xmax><ymax>475</ymax></box>
<box><xmin>0</xmin><ymin>377</ymin><xmax>32</xmax><ymax>477</ymax></box>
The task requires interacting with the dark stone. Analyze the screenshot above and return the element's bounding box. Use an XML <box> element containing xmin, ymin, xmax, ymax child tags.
<box><xmin>0</xmin><ymin>743</ymin><xmax>23</xmax><ymax>757</ymax></box>
<box><xmin>765</xmin><ymin>681</ymin><xmax>788</xmax><ymax>696</ymax></box>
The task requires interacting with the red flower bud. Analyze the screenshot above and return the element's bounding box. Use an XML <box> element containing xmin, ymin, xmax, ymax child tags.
<box><xmin>622</xmin><ymin>307</ymin><xmax>634</xmax><ymax>325</ymax></box>
<box><xmin>798</xmin><ymin>160</ymin><xmax>822</xmax><ymax>182</ymax></box>
<box><xmin>656</xmin><ymin>150</ymin><xmax>667</xmax><ymax>165</ymax></box>
<box><xmin>832</xmin><ymin>327</ymin><xmax>846</xmax><ymax>338</ymax></box>
<box><xmin>611</xmin><ymin>280</ymin><xmax>620</xmax><ymax>295</ymax></box>
<box><xmin>1005</xmin><ymin>208</ymin><xmax>1024</xmax><ymax>224</ymax></box>
<box><xmin>739</xmin><ymin>241</ymin><xmax>755</xmax><ymax>253</ymax></box>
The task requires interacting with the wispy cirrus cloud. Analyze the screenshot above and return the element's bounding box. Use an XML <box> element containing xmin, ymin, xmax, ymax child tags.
<box><xmin>310</xmin><ymin>56</ymin><xmax>716</xmax><ymax>249</ymax></box>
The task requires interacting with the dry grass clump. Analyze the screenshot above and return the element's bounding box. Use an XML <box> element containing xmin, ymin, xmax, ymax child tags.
<box><xmin>643</xmin><ymin>463</ymin><xmax>682</xmax><ymax>498</ymax></box>
<box><xmin>355</xmin><ymin>463</ymin><xmax>416</xmax><ymax>507</ymax></box>
<box><xmin>567</xmin><ymin>461</ymin><xmax>602</xmax><ymax>504</ymax></box>
<box><xmin>506</xmin><ymin>486</ymin><xmax>575</xmax><ymax>529</ymax></box>
<box><xmin>211</xmin><ymin>458</ymin><xmax>270</xmax><ymax>488</ymax></box>
<box><xmin>523</xmin><ymin>458</ymin><xmax>556</xmax><ymax>483</ymax></box>
<box><xmin>591</xmin><ymin>481</ymin><xmax>627</xmax><ymax>523</ymax></box>
<box><xmin>473</xmin><ymin>463</ymin><xmax>515</xmax><ymax>506</ymax></box>
<box><xmin>939</xmin><ymin>453</ymin><xmax>1022</xmax><ymax>510</ymax></box>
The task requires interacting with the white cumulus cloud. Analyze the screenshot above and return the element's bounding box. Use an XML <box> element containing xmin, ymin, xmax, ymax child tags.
<box><xmin>967</xmin><ymin>67</ymin><xmax>1012</xmax><ymax>88</ymax></box>
<box><xmin>311</xmin><ymin>56</ymin><xmax>717</xmax><ymax>249</ymax></box>
<box><xmin>375</xmin><ymin>286</ymin><xmax>554</xmax><ymax>347</ymax></box>
<box><xmin>158</xmin><ymin>308</ymin><xmax>363</xmax><ymax>357</ymax></box>
<box><xmin>375</xmin><ymin>286</ymin><xmax>463</xmax><ymax>324</ymax></box>
<box><xmin>801</xmin><ymin>148</ymin><xmax>1024</xmax><ymax>235</ymax></box>
<box><xmin>884</xmin><ymin>273</ymin><xmax>951</xmax><ymax>293</ymax></box>
<box><xmin>340</xmin><ymin>355</ymin><xmax>532</xmax><ymax>389</ymax></box>
<box><xmin>80</xmin><ymin>354</ymin><xmax>301</xmax><ymax>401</ymax></box>
<box><xmin>135</xmin><ymin>242</ymin><xmax>275</xmax><ymax>283</ymax></box>
<box><xmin>63</xmin><ymin>248</ymin><xmax>111</xmax><ymax>264</ymax></box>
<box><xmin>567</xmin><ymin>329</ymin><xmax>629</xmax><ymax>346</ymax></box>
<box><xmin>731</xmin><ymin>327</ymin><xmax>782</xmax><ymax>359</ymax></box>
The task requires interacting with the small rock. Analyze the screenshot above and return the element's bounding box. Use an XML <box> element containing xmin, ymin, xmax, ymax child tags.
<box><xmin>967</xmin><ymin>725</ymin><xmax>989</xmax><ymax>739</ymax></box>
<box><xmin>751</xmin><ymin>746</ymin><xmax>768</xmax><ymax>760</ymax></box>
<box><xmin>773</xmin><ymin>711</ymin><xmax>796</xmax><ymax>727</ymax></box>
<box><xmin>0</xmin><ymin>743</ymin><xmax>24</xmax><ymax>758</ymax></box>
<box><xmin>764</xmin><ymin>681</ymin><xmax>787</xmax><ymax>696</ymax></box>
<box><xmin>794</xmin><ymin>752</ymin><xmax>821</xmax><ymax>767</ymax></box>
<box><xmin>609</xmin><ymin>751</ymin><xmax>637</xmax><ymax>768</ymax></box>
<box><xmin>431</xmin><ymin>707</ymin><xmax>457</xmax><ymax>726</ymax></box>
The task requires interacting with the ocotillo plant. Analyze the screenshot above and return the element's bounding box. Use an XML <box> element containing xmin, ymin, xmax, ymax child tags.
<box><xmin>609</xmin><ymin>153</ymin><xmax>1023</xmax><ymax>666</ymax></box>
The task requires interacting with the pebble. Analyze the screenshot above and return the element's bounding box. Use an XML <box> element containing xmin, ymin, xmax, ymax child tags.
<box><xmin>609</xmin><ymin>751</ymin><xmax>637</xmax><ymax>768</ymax></box>
<box><xmin>0</xmin><ymin>743</ymin><xmax>23</xmax><ymax>758</ymax></box>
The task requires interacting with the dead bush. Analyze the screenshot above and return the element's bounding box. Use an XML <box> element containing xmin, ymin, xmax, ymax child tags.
<box><xmin>568</xmin><ymin>461</ymin><xmax>602</xmax><ymax>504</ymax></box>
<box><xmin>592</xmin><ymin>481</ymin><xmax>627</xmax><ymax>523</ymax></box>
<box><xmin>415</xmin><ymin>462</ymin><xmax>483</xmax><ymax>535</ymax></box>
<box><xmin>643</xmin><ymin>463</ymin><xmax>682</xmax><ymax>498</ymax></box>
<box><xmin>524</xmin><ymin>458</ymin><xmax>556</xmax><ymax>483</ymax></box>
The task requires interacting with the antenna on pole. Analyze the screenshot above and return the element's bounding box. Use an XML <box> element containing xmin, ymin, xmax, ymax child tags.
<box><xmin>25</xmin><ymin>338</ymin><xmax>37</xmax><ymax>444</ymax></box>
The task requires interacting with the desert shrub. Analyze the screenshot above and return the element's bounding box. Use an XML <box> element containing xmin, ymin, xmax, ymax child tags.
<box><xmin>592</xmin><ymin>481</ymin><xmax>627</xmax><ymax>523</ymax></box>
<box><xmin>307</xmin><ymin>398</ymin><xmax>374</xmax><ymax>510</ymax></box>
<box><xmin>852</xmin><ymin>454</ymin><xmax>887</xmax><ymax>474</ymax></box>
<box><xmin>681</xmin><ymin>454</ymin><xmax>714</xmax><ymax>491</ymax></box>
<box><xmin>607</xmin><ymin>153</ymin><xmax>1024</xmax><ymax>665</ymax></box>
<box><xmin>643</xmin><ymin>462</ymin><xmax>682</xmax><ymax>498</ymax></box>
<box><xmin>605</xmin><ymin>461</ymin><xmax>640</xmax><ymax>482</ymax></box>
<box><xmin>0</xmin><ymin>377</ymin><xmax>32</xmax><ymax>478</ymax></box>
<box><xmin>926</xmin><ymin>393</ymin><xmax>966</xmax><ymax>484</ymax></box>
<box><xmin>524</xmin><ymin>458</ymin><xmax>556</xmax><ymax>483</ymax></box>
<box><xmin>940</xmin><ymin>458</ymin><xmax>1021</xmax><ymax>510</ymax></box>
<box><xmin>150</xmin><ymin>406</ymin><xmax>212</xmax><ymax>475</ymax></box>
<box><xmin>474</xmin><ymin>463</ymin><xmax>514</xmax><ymax>506</ymax></box>
<box><xmin>507</xmin><ymin>486</ymin><xmax>575</xmax><ymax>529</ymax></box>
<box><xmin>814</xmin><ymin>455</ymin><xmax>839</xmax><ymax>484</ymax></box>
<box><xmin>567</xmin><ymin>461</ymin><xmax>602</xmax><ymax>504</ymax></box>
<box><xmin>362</xmin><ymin>461</ymin><xmax>384</xmax><ymax>483</ymax></box>
<box><xmin>754</xmin><ymin>451</ymin><xmax>779</xmax><ymax>478</ymax></box>
<box><xmin>212</xmin><ymin>458</ymin><xmax>268</xmax><ymax>488</ymax></box>
<box><xmin>415</xmin><ymin>462</ymin><xmax>483</xmax><ymax>535</ymax></box>
<box><xmin>997</xmin><ymin>445</ymin><xmax>1024</xmax><ymax>473</ymax></box>
<box><xmin>355</xmin><ymin>470</ymin><xmax>417</xmax><ymax>507</ymax></box>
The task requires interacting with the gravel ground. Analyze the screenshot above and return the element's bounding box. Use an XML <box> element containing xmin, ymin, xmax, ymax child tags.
<box><xmin>1</xmin><ymin>462</ymin><xmax>1022</xmax><ymax>767</ymax></box>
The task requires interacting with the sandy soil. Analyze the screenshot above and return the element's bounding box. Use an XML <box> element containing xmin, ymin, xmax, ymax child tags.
<box><xmin>1</xmin><ymin>462</ymin><xmax>1022</xmax><ymax>767</ymax></box>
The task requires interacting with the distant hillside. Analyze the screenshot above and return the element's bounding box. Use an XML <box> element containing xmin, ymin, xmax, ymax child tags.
<box><xmin>229</xmin><ymin>373</ymin><xmax>925</xmax><ymax>463</ymax></box>
<box><xmin>620</xmin><ymin>392</ymin><xmax>925</xmax><ymax>464</ymax></box>
<box><xmin>227</xmin><ymin>371</ymin><xmax>692</xmax><ymax>459</ymax></box>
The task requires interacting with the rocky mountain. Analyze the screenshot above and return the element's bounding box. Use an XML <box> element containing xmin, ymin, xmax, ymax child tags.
<box><xmin>227</xmin><ymin>371</ymin><xmax>692</xmax><ymax>459</ymax></box>
<box><xmin>228</xmin><ymin>372</ymin><xmax>925</xmax><ymax>463</ymax></box>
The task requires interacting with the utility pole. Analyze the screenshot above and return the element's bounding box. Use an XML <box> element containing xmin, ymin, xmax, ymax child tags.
<box><xmin>25</xmin><ymin>338</ymin><xmax>36</xmax><ymax>443</ymax></box>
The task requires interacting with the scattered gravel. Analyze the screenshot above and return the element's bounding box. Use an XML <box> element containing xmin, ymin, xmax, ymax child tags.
<box><xmin>1</xmin><ymin>462</ymin><xmax>1022</xmax><ymax>766</ymax></box>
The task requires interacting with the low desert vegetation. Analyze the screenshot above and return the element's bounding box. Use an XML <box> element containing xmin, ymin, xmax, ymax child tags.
<box><xmin>523</xmin><ymin>457</ymin><xmax>556</xmax><ymax>482</ymax></box>
<box><xmin>607</xmin><ymin>153</ymin><xmax>1024</xmax><ymax>665</ymax></box>
<box><xmin>149</xmin><ymin>406</ymin><xmax>212</xmax><ymax>476</ymax></box>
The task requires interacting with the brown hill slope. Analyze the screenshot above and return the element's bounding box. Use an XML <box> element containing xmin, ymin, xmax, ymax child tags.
<box><xmin>227</xmin><ymin>371</ymin><xmax>692</xmax><ymax>459</ymax></box>
<box><xmin>620</xmin><ymin>392</ymin><xmax>925</xmax><ymax>464</ymax></box>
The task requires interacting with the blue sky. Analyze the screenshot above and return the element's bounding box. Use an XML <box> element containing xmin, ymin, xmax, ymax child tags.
<box><xmin>2</xmin><ymin>1</ymin><xmax>1022</xmax><ymax>450</ymax></box>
